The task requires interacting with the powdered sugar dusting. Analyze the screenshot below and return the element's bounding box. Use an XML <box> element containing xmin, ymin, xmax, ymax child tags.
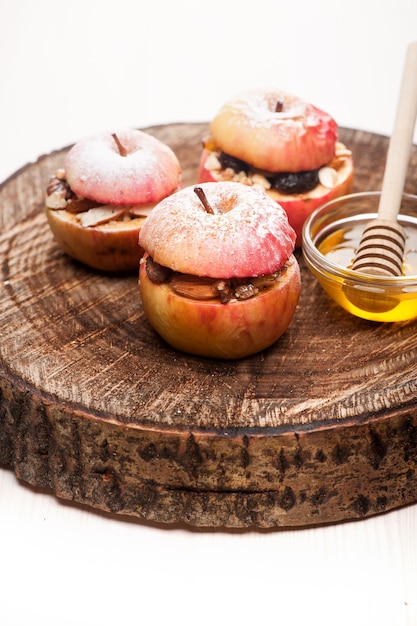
<box><xmin>210</xmin><ymin>88</ymin><xmax>337</xmax><ymax>172</ymax></box>
<box><xmin>65</xmin><ymin>129</ymin><xmax>181</xmax><ymax>205</ymax></box>
<box><xmin>230</xmin><ymin>89</ymin><xmax>308</xmax><ymax>129</ymax></box>
<box><xmin>139</xmin><ymin>182</ymin><xmax>296</xmax><ymax>278</ymax></box>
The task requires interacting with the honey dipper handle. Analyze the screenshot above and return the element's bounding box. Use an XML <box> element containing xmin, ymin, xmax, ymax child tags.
<box><xmin>378</xmin><ymin>41</ymin><xmax>417</xmax><ymax>221</ymax></box>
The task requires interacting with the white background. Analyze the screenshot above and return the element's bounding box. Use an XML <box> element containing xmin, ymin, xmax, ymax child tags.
<box><xmin>1</xmin><ymin>1</ymin><xmax>417</xmax><ymax>625</ymax></box>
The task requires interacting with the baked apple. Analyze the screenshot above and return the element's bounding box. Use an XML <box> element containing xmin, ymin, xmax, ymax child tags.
<box><xmin>198</xmin><ymin>89</ymin><xmax>354</xmax><ymax>245</ymax></box>
<box><xmin>45</xmin><ymin>129</ymin><xmax>181</xmax><ymax>272</ymax></box>
<box><xmin>138</xmin><ymin>181</ymin><xmax>301</xmax><ymax>359</ymax></box>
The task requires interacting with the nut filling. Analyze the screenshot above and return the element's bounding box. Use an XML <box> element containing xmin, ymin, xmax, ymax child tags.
<box><xmin>144</xmin><ymin>255</ymin><xmax>288</xmax><ymax>304</ymax></box>
<box><xmin>45</xmin><ymin>170</ymin><xmax>155</xmax><ymax>227</ymax></box>
<box><xmin>203</xmin><ymin>139</ymin><xmax>352</xmax><ymax>194</ymax></box>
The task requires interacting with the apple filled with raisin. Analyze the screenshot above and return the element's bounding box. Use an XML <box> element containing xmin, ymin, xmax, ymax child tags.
<box><xmin>198</xmin><ymin>88</ymin><xmax>353</xmax><ymax>245</ymax></box>
<box><xmin>138</xmin><ymin>181</ymin><xmax>301</xmax><ymax>359</ymax></box>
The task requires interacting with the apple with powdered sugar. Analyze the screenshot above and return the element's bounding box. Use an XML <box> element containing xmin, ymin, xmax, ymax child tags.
<box><xmin>198</xmin><ymin>89</ymin><xmax>353</xmax><ymax>245</ymax></box>
<box><xmin>138</xmin><ymin>181</ymin><xmax>301</xmax><ymax>359</ymax></box>
<box><xmin>45</xmin><ymin>129</ymin><xmax>181</xmax><ymax>272</ymax></box>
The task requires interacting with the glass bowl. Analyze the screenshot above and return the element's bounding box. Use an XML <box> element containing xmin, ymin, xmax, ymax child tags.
<box><xmin>302</xmin><ymin>191</ymin><xmax>417</xmax><ymax>322</ymax></box>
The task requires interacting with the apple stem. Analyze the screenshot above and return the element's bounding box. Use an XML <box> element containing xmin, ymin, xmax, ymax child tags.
<box><xmin>111</xmin><ymin>133</ymin><xmax>128</xmax><ymax>157</ymax></box>
<box><xmin>275</xmin><ymin>100</ymin><xmax>284</xmax><ymax>112</ymax></box>
<box><xmin>194</xmin><ymin>186</ymin><xmax>215</xmax><ymax>214</ymax></box>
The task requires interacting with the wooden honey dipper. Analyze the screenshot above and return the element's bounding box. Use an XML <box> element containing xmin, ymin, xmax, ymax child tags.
<box><xmin>351</xmin><ymin>41</ymin><xmax>417</xmax><ymax>277</ymax></box>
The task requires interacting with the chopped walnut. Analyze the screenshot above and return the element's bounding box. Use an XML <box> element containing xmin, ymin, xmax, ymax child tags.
<box><xmin>234</xmin><ymin>283</ymin><xmax>259</xmax><ymax>300</ymax></box>
<box><xmin>251</xmin><ymin>173</ymin><xmax>271</xmax><ymax>190</ymax></box>
<box><xmin>212</xmin><ymin>280</ymin><xmax>233</xmax><ymax>303</ymax></box>
<box><xmin>45</xmin><ymin>191</ymin><xmax>68</xmax><ymax>210</ymax></box>
<box><xmin>45</xmin><ymin>172</ymin><xmax>75</xmax><ymax>208</ymax></box>
<box><xmin>204</xmin><ymin>152</ymin><xmax>222</xmax><ymax>171</ymax></box>
<box><xmin>144</xmin><ymin>256</ymin><xmax>286</xmax><ymax>304</ymax></box>
<box><xmin>46</xmin><ymin>169</ymin><xmax>154</xmax><ymax>227</ymax></box>
<box><xmin>204</xmin><ymin>141</ymin><xmax>352</xmax><ymax>193</ymax></box>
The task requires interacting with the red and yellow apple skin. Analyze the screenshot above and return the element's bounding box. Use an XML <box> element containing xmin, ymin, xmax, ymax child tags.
<box><xmin>46</xmin><ymin>209</ymin><xmax>146</xmax><ymax>272</ymax></box>
<box><xmin>199</xmin><ymin>88</ymin><xmax>354</xmax><ymax>246</ymax></box>
<box><xmin>139</xmin><ymin>253</ymin><xmax>300</xmax><ymax>360</ymax></box>
<box><xmin>198</xmin><ymin>148</ymin><xmax>354</xmax><ymax>247</ymax></box>
<box><xmin>138</xmin><ymin>181</ymin><xmax>300</xmax><ymax>359</ymax></box>
<box><xmin>45</xmin><ymin>129</ymin><xmax>181</xmax><ymax>272</ymax></box>
<box><xmin>138</xmin><ymin>181</ymin><xmax>296</xmax><ymax>278</ymax></box>
<box><xmin>65</xmin><ymin>129</ymin><xmax>181</xmax><ymax>205</ymax></box>
<box><xmin>209</xmin><ymin>89</ymin><xmax>338</xmax><ymax>173</ymax></box>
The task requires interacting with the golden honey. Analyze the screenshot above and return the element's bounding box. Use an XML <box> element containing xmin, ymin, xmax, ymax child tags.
<box><xmin>316</xmin><ymin>220</ymin><xmax>417</xmax><ymax>321</ymax></box>
<box><xmin>302</xmin><ymin>192</ymin><xmax>417</xmax><ymax>322</ymax></box>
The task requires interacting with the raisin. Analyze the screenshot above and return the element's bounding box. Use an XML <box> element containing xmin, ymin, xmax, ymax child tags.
<box><xmin>145</xmin><ymin>256</ymin><xmax>172</xmax><ymax>284</ymax></box>
<box><xmin>219</xmin><ymin>151</ymin><xmax>250</xmax><ymax>175</ymax></box>
<box><xmin>270</xmin><ymin>169</ymin><xmax>320</xmax><ymax>194</ymax></box>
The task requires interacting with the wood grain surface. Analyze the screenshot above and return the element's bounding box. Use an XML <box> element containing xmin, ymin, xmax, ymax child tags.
<box><xmin>1</xmin><ymin>123</ymin><xmax>417</xmax><ymax>528</ymax></box>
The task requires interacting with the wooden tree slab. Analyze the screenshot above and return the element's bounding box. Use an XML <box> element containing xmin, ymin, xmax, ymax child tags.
<box><xmin>1</xmin><ymin>123</ymin><xmax>417</xmax><ymax>528</ymax></box>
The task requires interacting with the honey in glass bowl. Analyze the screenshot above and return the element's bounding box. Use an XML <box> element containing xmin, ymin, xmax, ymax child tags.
<box><xmin>302</xmin><ymin>192</ymin><xmax>417</xmax><ymax>322</ymax></box>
